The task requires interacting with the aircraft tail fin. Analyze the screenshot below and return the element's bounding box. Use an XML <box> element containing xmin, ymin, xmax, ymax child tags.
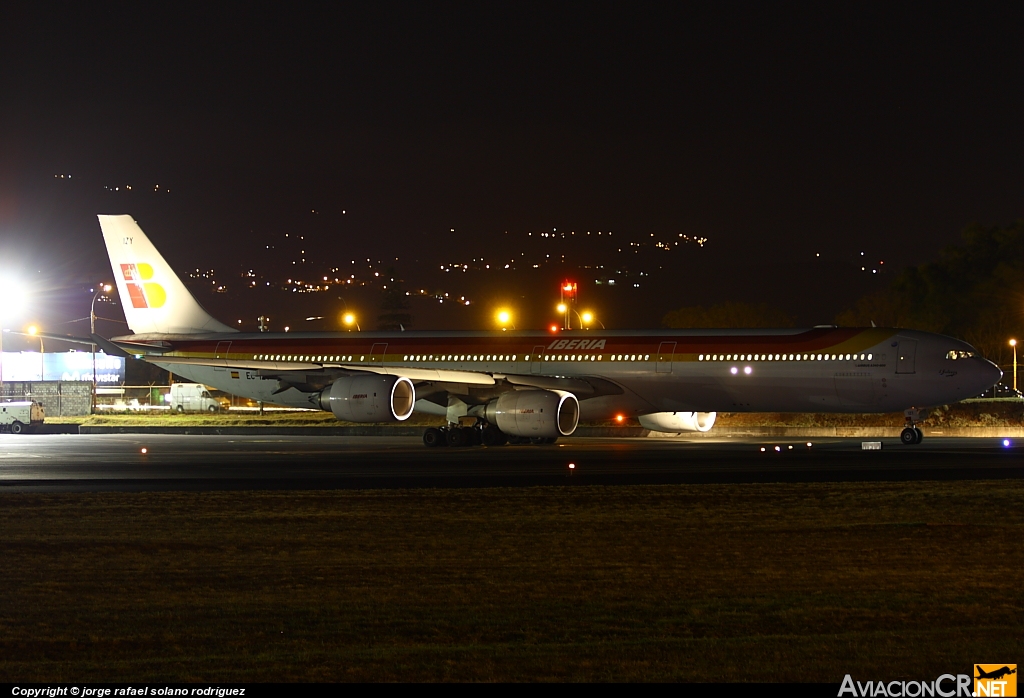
<box><xmin>97</xmin><ymin>215</ymin><xmax>237</xmax><ymax>335</ymax></box>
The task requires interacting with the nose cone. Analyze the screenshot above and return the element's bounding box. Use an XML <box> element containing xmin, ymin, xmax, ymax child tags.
<box><xmin>979</xmin><ymin>359</ymin><xmax>1003</xmax><ymax>392</ymax></box>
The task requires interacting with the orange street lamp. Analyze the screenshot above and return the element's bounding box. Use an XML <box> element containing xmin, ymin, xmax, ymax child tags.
<box><xmin>27</xmin><ymin>325</ymin><xmax>44</xmax><ymax>379</ymax></box>
<box><xmin>342</xmin><ymin>312</ymin><xmax>360</xmax><ymax>331</ymax></box>
<box><xmin>90</xmin><ymin>283</ymin><xmax>113</xmax><ymax>412</ymax></box>
<box><xmin>496</xmin><ymin>309</ymin><xmax>515</xmax><ymax>330</ymax></box>
<box><xmin>1010</xmin><ymin>339</ymin><xmax>1018</xmax><ymax>391</ymax></box>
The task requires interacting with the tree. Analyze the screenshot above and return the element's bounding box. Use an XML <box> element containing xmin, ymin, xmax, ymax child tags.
<box><xmin>662</xmin><ymin>301</ymin><xmax>793</xmax><ymax>329</ymax></box>
<box><xmin>836</xmin><ymin>220</ymin><xmax>1024</xmax><ymax>364</ymax></box>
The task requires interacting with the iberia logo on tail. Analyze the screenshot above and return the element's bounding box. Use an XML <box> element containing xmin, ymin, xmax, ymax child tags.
<box><xmin>120</xmin><ymin>263</ymin><xmax>167</xmax><ymax>309</ymax></box>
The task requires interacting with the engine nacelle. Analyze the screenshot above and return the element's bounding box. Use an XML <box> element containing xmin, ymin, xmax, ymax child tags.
<box><xmin>484</xmin><ymin>389</ymin><xmax>579</xmax><ymax>438</ymax></box>
<box><xmin>319</xmin><ymin>374</ymin><xmax>415</xmax><ymax>422</ymax></box>
<box><xmin>638</xmin><ymin>411</ymin><xmax>716</xmax><ymax>433</ymax></box>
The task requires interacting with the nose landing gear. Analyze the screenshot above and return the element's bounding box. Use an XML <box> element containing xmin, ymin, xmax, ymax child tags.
<box><xmin>901</xmin><ymin>408</ymin><xmax>928</xmax><ymax>445</ymax></box>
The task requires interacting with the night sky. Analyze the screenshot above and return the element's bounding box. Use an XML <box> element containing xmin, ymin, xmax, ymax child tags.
<box><xmin>2</xmin><ymin>4</ymin><xmax>1023</xmax><ymax>338</ymax></box>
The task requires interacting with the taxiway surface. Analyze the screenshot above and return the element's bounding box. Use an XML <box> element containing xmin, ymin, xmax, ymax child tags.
<box><xmin>1</xmin><ymin>433</ymin><xmax>1023</xmax><ymax>491</ymax></box>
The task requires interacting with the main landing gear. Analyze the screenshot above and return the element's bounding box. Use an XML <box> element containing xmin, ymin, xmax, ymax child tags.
<box><xmin>900</xmin><ymin>408</ymin><xmax>927</xmax><ymax>445</ymax></box>
<box><xmin>422</xmin><ymin>423</ymin><xmax>558</xmax><ymax>448</ymax></box>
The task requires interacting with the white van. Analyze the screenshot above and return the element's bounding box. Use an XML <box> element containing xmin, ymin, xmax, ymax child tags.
<box><xmin>0</xmin><ymin>401</ymin><xmax>45</xmax><ymax>434</ymax></box>
<box><xmin>168</xmin><ymin>383</ymin><xmax>224</xmax><ymax>413</ymax></box>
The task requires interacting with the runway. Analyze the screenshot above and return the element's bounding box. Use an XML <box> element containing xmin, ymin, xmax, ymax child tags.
<box><xmin>2</xmin><ymin>433</ymin><xmax>1024</xmax><ymax>491</ymax></box>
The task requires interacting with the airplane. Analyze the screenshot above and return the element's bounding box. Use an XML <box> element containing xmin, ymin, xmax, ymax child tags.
<box><xmin>976</xmin><ymin>666</ymin><xmax>1016</xmax><ymax>681</ymax></box>
<box><xmin>72</xmin><ymin>214</ymin><xmax>1002</xmax><ymax>447</ymax></box>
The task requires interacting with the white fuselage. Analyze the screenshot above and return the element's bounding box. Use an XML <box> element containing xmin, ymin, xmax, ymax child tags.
<box><xmin>132</xmin><ymin>326</ymin><xmax>1001</xmax><ymax>420</ymax></box>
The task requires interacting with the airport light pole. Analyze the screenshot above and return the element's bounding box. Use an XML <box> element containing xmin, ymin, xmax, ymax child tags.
<box><xmin>0</xmin><ymin>276</ymin><xmax>26</xmax><ymax>397</ymax></box>
<box><xmin>90</xmin><ymin>284</ymin><xmax>112</xmax><ymax>412</ymax></box>
<box><xmin>27</xmin><ymin>326</ymin><xmax>43</xmax><ymax>380</ymax></box>
<box><xmin>1010</xmin><ymin>339</ymin><xmax>1017</xmax><ymax>392</ymax></box>
<box><xmin>559</xmin><ymin>281</ymin><xmax>577</xmax><ymax>329</ymax></box>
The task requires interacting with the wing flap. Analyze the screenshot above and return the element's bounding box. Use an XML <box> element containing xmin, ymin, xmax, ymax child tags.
<box><xmin>145</xmin><ymin>355</ymin><xmax>497</xmax><ymax>385</ymax></box>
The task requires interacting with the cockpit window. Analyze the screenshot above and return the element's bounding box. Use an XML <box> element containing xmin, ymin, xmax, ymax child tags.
<box><xmin>946</xmin><ymin>350</ymin><xmax>975</xmax><ymax>360</ymax></box>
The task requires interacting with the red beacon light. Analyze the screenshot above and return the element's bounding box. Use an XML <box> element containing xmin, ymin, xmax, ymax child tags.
<box><xmin>549</xmin><ymin>324</ymin><xmax>559</xmax><ymax>333</ymax></box>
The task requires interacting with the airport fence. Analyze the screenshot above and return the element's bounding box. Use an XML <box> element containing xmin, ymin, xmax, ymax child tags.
<box><xmin>0</xmin><ymin>381</ymin><xmax>93</xmax><ymax>416</ymax></box>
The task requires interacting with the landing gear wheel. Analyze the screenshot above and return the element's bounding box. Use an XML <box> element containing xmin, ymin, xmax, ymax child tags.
<box><xmin>10</xmin><ymin>421</ymin><xmax>23</xmax><ymax>435</ymax></box>
<box><xmin>423</xmin><ymin>427</ymin><xmax>446</xmax><ymax>447</ymax></box>
<box><xmin>481</xmin><ymin>425</ymin><xmax>507</xmax><ymax>447</ymax></box>
<box><xmin>448</xmin><ymin>427</ymin><xmax>475</xmax><ymax>447</ymax></box>
<box><xmin>901</xmin><ymin>427</ymin><xmax>920</xmax><ymax>445</ymax></box>
<box><xmin>914</xmin><ymin>427</ymin><xmax>923</xmax><ymax>443</ymax></box>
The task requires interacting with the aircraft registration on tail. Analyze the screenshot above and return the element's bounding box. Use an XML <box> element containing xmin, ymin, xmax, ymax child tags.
<box><xmin>85</xmin><ymin>215</ymin><xmax>1001</xmax><ymax>447</ymax></box>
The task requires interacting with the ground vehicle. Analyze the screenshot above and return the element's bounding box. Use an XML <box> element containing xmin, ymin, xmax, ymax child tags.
<box><xmin>0</xmin><ymin>401</ymin><xmax>45</xmax><ymax>434</ymax></box>
<box><xmin>168</xmin><ymin>383</ymin><xmax>223</xmax><ymax>413</ymax></box>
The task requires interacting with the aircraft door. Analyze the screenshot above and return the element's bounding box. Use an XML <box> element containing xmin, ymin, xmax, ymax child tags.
<box><xmin>214</xmin><ymin>341</ymin><xmax>231</xmax><ymax>372</ymax></box>
<box><xmin>370</xmin><ymin>343</ymin><xmax>388</xmax><ymax>366</ymax></box>
<box><xmin>530</xmin><ymin>346</ymin><xmax>546</xmax><ymax>374</ymax></box>
<box><xmin>656</xmin><ymin>342</ymin><xmax>676</xmax><ymax>373</ymax></box>
<box><xmin>896</xmin><ymin>339</ymin><xmax>917</xmax><ymax>374</ymax></box>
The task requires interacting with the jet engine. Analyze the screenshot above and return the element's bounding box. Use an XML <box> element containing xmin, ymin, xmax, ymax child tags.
<box><xmin>483</xmin><ymin>389</ymin><xmax>579</xmax><ymax>438</ymax></box>
<box><xmin>638</xmin><ymin>411</ymin><xmax>717</xmax><ymax>433</ymax></box>
<box><xmin>318</xmin><ymin>374</ymin><xmax>415</xmax><ymax>422</ymax></box>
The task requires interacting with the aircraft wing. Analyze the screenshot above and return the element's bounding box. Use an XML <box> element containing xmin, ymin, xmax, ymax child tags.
<box><xmin>147</xmin><ymin>355</ymin><xmax>622</xmax><ymax>395</ymax></box>
<box><xmin>148</xmin><ymin>354</ymin><xmax>497</xmax><ymax>385</ymax></box>
<box><xmin>4</xmin><ymin>331</ymin><xmax>170</xmax><ymax>357</ymax></box>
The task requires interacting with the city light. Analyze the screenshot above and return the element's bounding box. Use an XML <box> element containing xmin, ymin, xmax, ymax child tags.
<box><xmin>342</xmin><ymin>312</ymin><xmax>360</xmax><ymax>331</ymax></box>
<box><xmin>581</xmin><ymin>311</ymin><xmax>594</xmax><ymax>325</ymax></box>
<box><xmin>556</xmin><ymin>303</ymin><xmax>567</xmax><ymax>314</ymax></box>
<box><xmin>495</xmin><ymin>309</ymin><xmax>514</xmax><ymax>329</ymax></box>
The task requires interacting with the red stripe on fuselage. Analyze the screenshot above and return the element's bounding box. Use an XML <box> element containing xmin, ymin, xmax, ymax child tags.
<box><xmin>164</xmin><ymin>328</ymin><xmax>891</xmax><ymax>359</ymax></box>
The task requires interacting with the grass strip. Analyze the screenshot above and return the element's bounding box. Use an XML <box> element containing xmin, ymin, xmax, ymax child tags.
<box><xmin>1</xmin><ymin>481</ymin><xmax>1021</xmax><ymax>681</ymax></box>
